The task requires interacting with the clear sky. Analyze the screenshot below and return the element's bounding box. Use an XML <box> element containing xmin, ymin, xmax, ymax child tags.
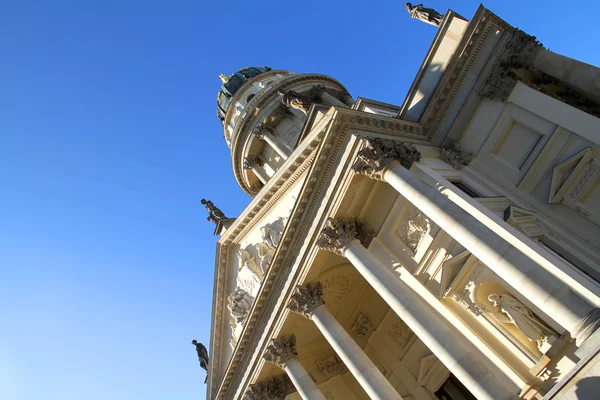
<box><xmin>1</xmin><ymin>1</ymin><xmax>598</xmax><ymax>400</ymax></box>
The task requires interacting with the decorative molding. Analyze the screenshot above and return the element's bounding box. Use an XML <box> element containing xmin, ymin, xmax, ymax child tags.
<box><xmin>421</xmin><ymin>8</ymin><xmax>502</xmax><ymax>138</ymax></box>
<box><xmin>352</xmin><ymin>137</ymin><xmax>421</xmax><ymax>181</ymax></box>
<box><xmin>351</xmin><ymin>313</ymin><xmax>374</xmax><ymax>337</ymax></box>
<box><xmin>316</xmin><ymin>354</ymin><xmax>347</xmax><ymax>379</ymax></box>
<box><xmin>288</xmin><ymin>282</ymin><xmax>325</xmax><ymax>318</ymax></box>
<box><xmin>263</xmin><ymin>335</ymin><xmax>297</xmax><ymax>369</ymax></box>
<box><xmin>317</xmin><ymin>218</ymin><xmax>372</xmax><ymax>256</ymax></box>
<box><xmin>244</xmin><ymin>374</ymin><xmax>295</xmax><ymax>400</ymax></box>
<box><xmin>440</xmin><ymin>139</ymin><xmax>473</xmax><ymax>169</ymax></box>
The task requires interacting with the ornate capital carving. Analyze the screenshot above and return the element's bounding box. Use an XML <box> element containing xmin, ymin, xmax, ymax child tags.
<box><xmin>288</xmin><ymin>282</ymin><xmax>325</xmax><ymax>318</ymax></box>
<box><xmin>317</xmin><ymin>218</ymin><xmax>372</xmax><ymax>255</ymax></box>
<box><xmin>352</xmin><ymin>137</ymin><xmax>421</xmax><ymax>181</ymax></box>
<box><xmin>263</xmin><ymin>335</ymin><xmax>297</xmax><ymax>369</ymax></box>
<box><xmin>251</xmin><ymin>123</ymin><xmax>274</xmax><ymax>140</ymax></box>
<box><xmin>481</xmin><ymin>29</ymin><xmax>543</xmax><ymax>101</ymax></box>
<box><xmin>243</xmin><ymin>155</ymin><xmax>263</xmax><ymax>170</ymax></box>
<box><xmin>244</xmin><ymin>374</ymin><xmax>295</xmax><ymax>400</ymax></box>
<box><xmin>441</xmin><ymin>140</ymin><xmax>473</xmax><ymax>170</ymax></box>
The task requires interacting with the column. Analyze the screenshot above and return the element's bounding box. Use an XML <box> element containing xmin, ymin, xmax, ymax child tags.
<box><xmin>263</xmin><ymin>335</ymin><xmax>326</xmax><ymax>400</ymax></box>
<box><xmin>253</xmin><ymin>123</ymin><xmax>292</xmax><ymax>159</ymax></box>
<box><xmin>351</xmin><ymin>137</ymin><xmax>600</xmax><ymax>345</ymax></box>
<box><xmin>243</xmin><ymin>155</ymin><xmax>269</xmax><ymax>185</ymax></box>
<box><xmin>318</xmin><ymin>218</ymin><xmax>521</xmax><ymax>400</ymax></box>
<box><xmin>288</xmin><ymin>282</ymin><xmax>402</xmax><ymax>400</ymax></box>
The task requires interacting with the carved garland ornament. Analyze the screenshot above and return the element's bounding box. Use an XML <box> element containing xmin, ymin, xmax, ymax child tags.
<box><xmin>316</xmin><ymin>354</ymin><xmax>347</xmax><ymax>378</ymax></box>
<box><xmin>352</xmin><ymin>137</ymin><xmax>421</xmax><ymax>181</ymax></box>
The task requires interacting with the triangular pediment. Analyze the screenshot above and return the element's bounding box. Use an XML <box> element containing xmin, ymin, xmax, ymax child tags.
<box><xmin>549</xmin><ymin>147</ymin><xmax>594</xmax><ymax>203</ymax></box>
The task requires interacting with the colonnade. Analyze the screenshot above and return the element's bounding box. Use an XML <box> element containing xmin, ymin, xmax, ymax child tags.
<box><xmin>244</xmin><ymin>137</ymin><xmax>600</xmax><ymax>400</ymax></box>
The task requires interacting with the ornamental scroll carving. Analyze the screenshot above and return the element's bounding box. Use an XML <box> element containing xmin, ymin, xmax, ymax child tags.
<box><xmin>317</xmin><ymin>218</ymin><xmax>372</xmax><ymax>256</ymax></box>
<box><xmin>316</xmin><ymin>354</ymin><xmax>348</xmax><ymax>378</ymax></box>
<box><xmin>263</xmin><ymin>335</ymin><xmax>298</xmax><ymax>369</ymax></box>
<box><xmin>244</xmin><ymin>374</ymin><xmax>295</xmax><ymax>400</ymax></box>
<box><xmin>352</xmin><ymin>137</ymin><xmax>421</xmax><ymax>181</ymax></box>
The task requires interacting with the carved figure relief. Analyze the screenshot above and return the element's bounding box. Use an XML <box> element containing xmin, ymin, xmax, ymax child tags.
<box><xmin>227</xmin><ymin>287</ymin><xmax>254</xmax><ymax>325</ymax></box>
<box><xmin>488</xmin><ymin>293</ymin><xmax>555</xmax><ymax>349</ymax></box>
<box><xmin>316</xmin><ymin>354</ymin><xmax>347</xmax><ymax>379</ymax></box>
<box><xmin>389</xmin><ymin>320</ymin><xmax>413</xmax><ymax>348</ymax></box>
<box><xmin>401</xmin><ymin>212</ymin><xmax>431</xmax><ymax>252</ymax></box>
<box><xmin>238</xmin><ymin>246</ymin><xmax>264</xmax><ymax>282</ymax></box>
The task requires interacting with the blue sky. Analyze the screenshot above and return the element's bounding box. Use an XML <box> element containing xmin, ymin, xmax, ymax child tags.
<box><xmin>0</xmin><ymin>1</ymin><xmax>598</xmax><ymax>399</ymax></box>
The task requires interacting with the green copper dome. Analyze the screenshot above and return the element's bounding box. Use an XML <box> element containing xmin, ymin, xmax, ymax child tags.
<box><xmin>216</xmin><ymin>66</ymin><xmax>272</xmax><ymax>125</ymax></box>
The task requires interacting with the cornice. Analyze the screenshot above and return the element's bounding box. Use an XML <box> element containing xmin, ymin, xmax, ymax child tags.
<box><xmin>419</xmin><ymin>6</ymin><xmax>513</xmax><ymax>139</ymax></box>
<box><xmin>212</xmin><ymin>108</ymin><xmax>428</xmax><ymax>399</ymax></box>
<box><xmin>230</xmin><ymin>73</ymin><xmax>349</xmax><ymax>196</ymax></box>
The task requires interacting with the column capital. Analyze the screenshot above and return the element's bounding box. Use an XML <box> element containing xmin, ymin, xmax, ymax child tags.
<box><xmin>352</xmin><ymin>137</ymin><xmax>421</xmax><ymax>181</ymax></box>
<box><xmin>243</xmin><ymin>155</ymin><xmax>263</xmax><ymax>170</ymax></box>
<box><xmin>244</xmin><ymin>374</ymin><xmax>295</xmax><ymax>400</ymax></box>
<box><xmin>288</xmin><ymin>282</ymin><xmax>325</xmax><ymax>318</ymax></box>
<box><xmin>251</xmin><ymin>123</ymin><xmax>274</xmax><ymax>140</ymax></box>
<box><xmin>263</xmin><ymin>335</ymin><xmax>298</xmax><ymax>369</ymax></box>
<box><xmin>317</xmin><ymin>218</ymin><xmax>372</xmax><ymax>255</ymax></box>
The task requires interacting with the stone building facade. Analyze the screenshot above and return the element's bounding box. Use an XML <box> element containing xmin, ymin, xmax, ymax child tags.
<box><xmin>207</xmin><ymin>5</ymin><xmax>600</xmax><ymax>399</ymax></box>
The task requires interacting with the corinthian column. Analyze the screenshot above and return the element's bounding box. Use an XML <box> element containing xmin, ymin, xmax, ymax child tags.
<box><xmin>252</xmin><ymin>123</ymin><xmax>292</xmax><ymax>159</ymax></box>
<box><xmin>318</xmin><ymin>218</ymin><xmax>523</xmax><ymax>400</ymax></box>
<box><xmin>288</xmin><ymin>282</ymin><xmax>402</xmax><ymax>400</ymax></box>
<box><xmin>243</xmin><ymin>155</ymin><xmax>269</xmax><ymax>185</ymax></box>
<box><xmin>351</xmin><ymin>137</ymin><xmax>600</xmax><ymax>345</ymax></box>
<box><xmin>263</xmin><ymin>335</ymin><xmax>326</xmax><ymax>400</ymax></box>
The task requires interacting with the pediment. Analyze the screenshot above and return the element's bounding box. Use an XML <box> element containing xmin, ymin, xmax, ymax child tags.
<box><xmin>549</xmin><ymin>147</ymin><xmax>594</xmax><ymax>203</ymax></box>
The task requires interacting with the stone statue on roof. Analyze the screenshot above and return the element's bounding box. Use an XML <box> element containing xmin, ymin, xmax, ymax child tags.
<box><xmin>278</xmin><ymin>89</ymin><xmax>313</xmax><ymax>115</ymax></box>
<box><xmin>201</xmin><ymin>199</ymin><xmax>227</xmax><ymax>225</ymax></box>
<box><xmin>404</xmin><ymin>3</ymin><xmax>444</xmax><ymax>27</ymax></box>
